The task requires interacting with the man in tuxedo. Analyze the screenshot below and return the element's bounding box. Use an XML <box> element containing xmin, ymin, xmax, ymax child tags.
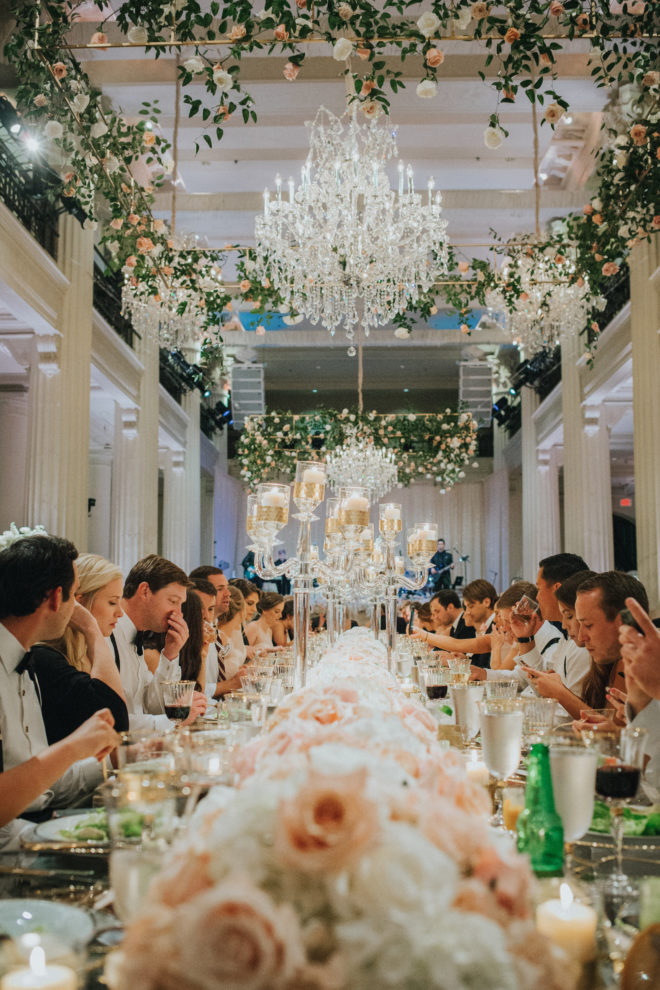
<box><xmin>0</xmin><ymin>535</ymin><xmax>118</xmax><ymax>838</ymax></box>
<box><xmin>429</xmin><ymin>539</ymin><xmax>454</xmax><ymax>591</ymax></box>
<box><xmin>114</xmin><ymin>554</ymin><xmax>205</xmax><ymax>730</ymax></box>
<box><xmin>430</xmin><ymin>589</ymin><xmax>475</xmax><ymax>639</ymax></box>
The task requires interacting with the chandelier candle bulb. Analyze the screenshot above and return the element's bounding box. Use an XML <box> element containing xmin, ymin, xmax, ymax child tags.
<box><xmin>535</xmin><ymin>884</ymin><xmax>597</xmax><ymax>963</ymax></box>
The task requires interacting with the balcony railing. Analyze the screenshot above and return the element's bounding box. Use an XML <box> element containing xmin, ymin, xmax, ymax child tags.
<box><xmin>0</xmin><ymin>133</ymin><xmax>60</xmax><ymax>259</ymax></box>
<box><xmin>93</xmin><ymin>265</ymin><xmax>137</xmax><ymax>349</ymax></box>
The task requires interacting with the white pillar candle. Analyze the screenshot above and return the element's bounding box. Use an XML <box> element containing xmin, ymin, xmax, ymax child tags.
<box><xmin>536</xmin><ymin>884</ymin><xmax>597</xmax><ymax>963</ymax></box>
<box><xmin>382</xmin><ymin>505</ymin><xmax>401</xmax><ymax>520</ymax></box>
<box><xmin>1</xmin><ymin>948</ymin><xmax>77</xmax><ymax>990</ymax></box>
<box><xmin>261</xmin><ymin>490</ymin><xmax>288</xmax><ymax>508</ymax></box>
<box><xmin>464</xmin><ymin>754</ymin><xmax>490</xmax><ymax>788</ymax></box>
<box><xmin>301</xmin><ymin>467</ymin><xmax>325</xmax><ymax>484</ymax></box>
<box><xmin>418</xmin><ymin>528</ymin><xmax>436</xmax><ymax>541</ymax></box>
<box><xmin>343</xmin><ymin>495</ymin><xmax>369</xmax><ymax>512</ymax></box>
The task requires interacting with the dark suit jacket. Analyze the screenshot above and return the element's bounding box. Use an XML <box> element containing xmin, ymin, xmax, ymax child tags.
<box><xmin>452</xmin><ymin>613</ymin><xmax>476</xmax><ymax>640</ymax></box>
<box><xmin>31</xmin><ymin>645</ymin><xmax>129</xmax><ymax>743</ymax></box>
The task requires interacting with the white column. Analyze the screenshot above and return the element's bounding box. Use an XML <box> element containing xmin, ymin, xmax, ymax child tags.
<box><xmin>111</xmin><ymin>404</ymin><xmax>141</xmax><ymax>575</ymax></box>
<box><xmin>561</xmin><ymin>330</ymin><xmax>587</xmax><ymax>560</ymax></box>
<box><xmin>630</xmin><ymin>234</ymin><xmax>660</xmax><ymax>610</ymax></box>
<box><xmin>581</xmin><ymin>404</ymin><xmax>614</xmax><ymax>572</ymax></box>
<box><xmin>200</xmin><ymin>471</ymin><xmax>215</xmax><ymax>566</ymax></box>
<box><xmin>134</xmin><ymin>331</ymin><xmax>160</xmax><ymax>557</ymax></box>
<box><xmin>160</xmin><ymin>448</ymin><xmax>188</xmax><ymax>567</ymax></box>
<box><xmin>182</xmin><ymin>389</ymin><xmax>201</xmax><ymax>568</ymax></box>
<box><xmin>0</xmin><ymin>386</ymin><xmax>28</xmax><ymax>528</ymax></box>
<box><xmin>25</xmin><ymin>333</ymin><xmax>64</xmax><ymax>535</ymax></box>
<box><xmin>88</xmin><ymin>449</ymin><xmax>113</xmax><ymax>559</ymax></box>
<box><xmin>536</xmin><ymin>447</ymin><xmax>561</xmax><ymax>563</ymax></box>
<box><xmin>521</xmin><ymin>387</ymin><xmax>540</xmax><ymax>580</ymax></box>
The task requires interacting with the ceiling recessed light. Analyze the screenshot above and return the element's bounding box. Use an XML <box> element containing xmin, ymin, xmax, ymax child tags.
<box><xmin>403</xmin><ymin>388</ymin><xmax>409</xmax><ymax>393</ymax></box>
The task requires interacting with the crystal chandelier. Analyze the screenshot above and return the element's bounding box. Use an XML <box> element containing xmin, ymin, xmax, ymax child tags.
<box><xmin>326</xmin><ymin>426</ymin><xmax>398</xmax><ymax>499</ymax></box>
<box><xmin>254</xmin><ymin>106</ymin><xmax>450</xmax><ymax>349</ymax></box>
<box><xmin>122</xmin><ymin>234</ymin><xmax>223</xmax><ymax>348</ymax></box>
<box><xmin>485</xmin><ymin>246</ymin><xmax>590</xmax><ymax>355</ymax></box>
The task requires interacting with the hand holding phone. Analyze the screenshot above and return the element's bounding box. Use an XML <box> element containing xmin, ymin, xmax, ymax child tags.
<box><xmin>619</xmin><ymin>607</ymin><xmax>645</xmax><ymax>636</ymax></box>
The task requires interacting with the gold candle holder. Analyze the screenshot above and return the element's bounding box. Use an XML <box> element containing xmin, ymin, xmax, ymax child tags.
<box><xmin>338</xmin><ymin>508</ymin><xmax>370</xmax><ymax>528</ymax></box>
<box><xmin>379</xmin><ymin>517</ymin><xmax>402</xmax><ymax>535</ymax></box>
<box><xmin>256</xmin><ymin>505</ymin><xmax>288</xmax><ymax>525</ymax></box>
<box><xmin>293</xmin><ymin>481</ymin><xmax>325</xmax><ymax>504</ymax></box>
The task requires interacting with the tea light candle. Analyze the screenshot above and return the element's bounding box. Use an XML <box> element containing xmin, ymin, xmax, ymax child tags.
<box><xmin>343</xmin><ymin>495</ymin><xmax>369</xmax><ymax>512</ymax></box>
<box><xmin>261</xmin><ymin>490</ymin><xmax>288</xmax><ymax>508</ymax></box>
<box><xmin>301</xmin><ymin>467</ymin><xmax>325</xmax><ymax>485</ymax></box>
<box><xmin>464</xmin><ymin>753</ymin><xmax>489</xmax><ymax>788</ymax></box>
<box><xmin>381</xmin><ymin>505</ymin><xmax>401</xmax><ymax>520</ymax></box>
<box><xmin>536</xmin><ymin>883</ymin><xmax>597</xmax><ymax>962</ymax></box>
<box><xmin>1</xmin><ymin>948</ymin><xmax>77</xmax><ymax>990</ymax></box>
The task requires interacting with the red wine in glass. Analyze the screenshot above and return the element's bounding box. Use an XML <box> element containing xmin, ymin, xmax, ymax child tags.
<box><xmin>426</xmin><ymin>684</ymin><xmax>448</xmax><ymax>700</ymax></box>
<box><xmin>595</xmin><ymin>764</ymin><xmax>641</xmax><ymax>800</ymax></box>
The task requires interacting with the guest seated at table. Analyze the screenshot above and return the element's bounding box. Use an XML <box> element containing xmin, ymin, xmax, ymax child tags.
<box><xmin>246</xmin><ymin>591</ymin><xmax>284</xmax><ymax>649</ymax></box>
<box><xmin>413</xmin><ymin>601</ymin><xmax>436</xmax><ymax>633</ymax></box>
<box><xmin>212</xmin><ymin>587</ymin><xmax>252</xmax><ymax>697</ymax></box>
<box><xmin>0</xmin><ymin>709</ymin><xmax>119</xmax><ymax>834</ymax></box>
<box><xmin>429</xmin><ymin>590</ymin><xmax>475</xmax><ymax>639</ymax></box>
<box><xmin>273</xmin><ymin>597</ymin><xmax>294</xmax><ymax>646</ymax></box>
<box><xmin>33</xmin><ymin>553</ymin><xmax>128</xmax><ymax>742</ymax></box>
<box><xmin>229</xmin><ymin>579</ymin><xmax>261</xmax><ymax>625</ymax></box>
<box><xmin>619</xmin><ymin>597</ymin><xmax>660</xmax><ymax>797</ymax></box>
<box><xmin>113</xmin><ymin>554</ymin><xmax>191</xmax><ymax>731</ymax></box>
<box><xmin>412</xmin><ymin>579</ymin><xmax>497</xmax><ymax>668</ymax></box>
<box><xmin>142</xmin><ymin>595</ymin><xmax>208</xmax><ymax>725</ymax></box>
<box><xmin>0</xmin><ymin>535</ymin><xmax>115</xmax><ymax>825</ymax></box>
<box><xmin>513</xmin><ymin>570</ymin><xmax>595</xmax><ymax>717</ymax></box>
<box><xmin>487</xmin><ymin>582</ymin><xmax>539</xmax><ymax>671</ymax></box>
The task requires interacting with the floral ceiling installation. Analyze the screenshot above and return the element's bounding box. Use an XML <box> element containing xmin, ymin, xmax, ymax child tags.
<box><xmin>4</xmin><ymin>1</ymin><xmax>659</xmax><ymax>354</ymax></box>
<box><xmin>109</xmin><ymin>630</ymin><xmax>575</xmax><ymax>990</ymax></box>
<box><xmin>237</xmin><ymin>407</ymin><xmax>478</xmax><ymax>490</ymax></box>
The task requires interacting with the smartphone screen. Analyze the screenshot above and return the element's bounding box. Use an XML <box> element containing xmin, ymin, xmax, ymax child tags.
<box><xmin>619</xmin><ymin>608</ymin><xmax>644</xmax><ymax>636</ymax></box>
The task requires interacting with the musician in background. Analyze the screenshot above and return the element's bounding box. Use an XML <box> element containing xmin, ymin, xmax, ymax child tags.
<box><xmin>240</xmin><ymin>550</ymin><xmax>263</xmax><ymax>589</ymax></box>
<box><xmin>430</xmin><ymin>539</ymin><xmax>454</xmax><ymax>591</ymax></box>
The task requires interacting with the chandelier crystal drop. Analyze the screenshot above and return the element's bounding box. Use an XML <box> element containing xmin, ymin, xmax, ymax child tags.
<box><xmin>485</xmin><ymin>248</ymin><xmax>591</xmax><ymax>355</ymax></box>
<box><xmin>254</xmin><ymin>106</ymin><xmax>450</xmax><ymax>345</ymax></box>
<box><xmin>326</xmin><ymin>426</ymin><xmax>398</xmax><ymax>499</ymax></box>
<box><xmin>121</xmin><ymin>234</ymin><xmax>224</xmax><ymax>348</ymax></box>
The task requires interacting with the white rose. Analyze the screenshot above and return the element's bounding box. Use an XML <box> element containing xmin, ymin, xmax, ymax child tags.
<box><xmin>454</xmin><ymin>8</ymin><xmax>473</xmax><ymax>30</ymax></box>
<box><xmin>184</xmin><ymin>55</ymin><xmax>205</xmax><ymax>74</ymax></box>
<box><xmin>333</xmin><ymin>38</ymin><xmax>353</xmax><ymax>61</ymax></box>
<box><xmin>90</xmin><ymin>120</ymin><xmax>108</xmax><ymax>138</ymax></box>
<box><xmin>416</xmin><ymin>79</ymin><xmax>437</xmax><ymax>99</ymax></box>
<box><xmin>394</xmin><ymin>327</ymin><xmax>410</xmax><ymax>339</ymax></box>
<box><xmin>591</xmin><ymin>197</ymin><xmax>603</xmax><ymax>211</ymax></box>
<box><xmin>417</xmin><ymin>11</ymin><xmax>441</xmax><ymax>37</ymax></box>
<box><xmin>127</xmin><ymin>25</ymin><xmax>148</xmax><ymax>44</ymax></box>
<box><xmin>615</xmin><ymin>150</ymin><xmax>629</xmax><ymax>168</ymax></box>
<box><xmin>212</xmin><ymin>67</ymin><xmax>232</xmax><ymax>91</ymax></box>
<box><xmin>483</xmin><ymin>125</ymin><xmax>504</xmax><ymax>148</ymax></box>
<box><xmin>45</xmin><ymin>120</ymin><xmax>63</xmax><ymax>140</ymax></box>
<box><xmin>160</xmin><ymin>156</ymin><xmax>175</xmax><ymax>174</ymax></box>
<box><xmin>71</xmin><ymin>93</ymin><xmax>89</xmax><ymax>114</ymax></box>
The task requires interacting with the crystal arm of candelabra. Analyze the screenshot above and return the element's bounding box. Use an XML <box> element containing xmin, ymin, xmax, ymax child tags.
<box><xmin>254</xmin><ymin>547</ymin><xmax>298</xmax><ymax>581</ymax></box>
<box><xmin>397</xmin><ymin>565</ymin><xmax>430</xmax><ymax>593</ymax></box>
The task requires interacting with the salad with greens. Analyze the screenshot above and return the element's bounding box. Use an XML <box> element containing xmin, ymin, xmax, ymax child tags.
<box><xmin>58</xmin><ymin>809</ymin><xmax>144</xmax><ymax>842</ymax></box>
<box><xmin>590</xmin><ymin>800</ymin><xmax>660</xmax><ymax>837</ymax></box>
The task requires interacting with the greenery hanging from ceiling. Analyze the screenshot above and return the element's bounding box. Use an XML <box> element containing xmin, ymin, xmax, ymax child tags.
<box><xmin>4</xmin><ymin>0</ymin><xmax>659</xmax><ymax>353</ymax></box>
<box><xmin>237</xmin><ymin>407</ymin><xmax>479</xmax><ymax>490</ymax></box>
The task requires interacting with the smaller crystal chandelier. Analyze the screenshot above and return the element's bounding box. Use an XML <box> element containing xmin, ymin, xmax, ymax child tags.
<box><xmin>326</xmin><ymin>426</ymin><xmax>398</xmax><ymax>499</ymax></box>
<box><xmin>485</xmin><ymin>246</ymin><xmax>590</xmax><ymax>355</ymax></box>
<box><xmin>255</xmin><ymin>106</ymin><xmax>450</xmax><ymax>348</ymax></box>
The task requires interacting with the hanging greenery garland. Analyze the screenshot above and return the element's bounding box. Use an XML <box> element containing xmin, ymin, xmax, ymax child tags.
<box><xmin>237</xmin><ymin>407</ymin><xmax>479</xmax><ymax>490</ymax></box>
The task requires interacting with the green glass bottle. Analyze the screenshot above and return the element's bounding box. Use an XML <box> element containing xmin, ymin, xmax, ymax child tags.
<box><xmin>516</xmin><ymin>742</ymin><xmax>564</xmax><ymax>876</ymax></box>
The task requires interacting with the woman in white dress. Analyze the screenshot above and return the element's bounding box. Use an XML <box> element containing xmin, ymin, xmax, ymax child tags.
<box><xmin>246</xmin><ymin>592</ymin><xmax>284</xmax><ymax>651</ymax></box>
<box><xmin>217</xmin><ymin>587</ymin><xmax>250</xmax><ymax>681</ymax></box>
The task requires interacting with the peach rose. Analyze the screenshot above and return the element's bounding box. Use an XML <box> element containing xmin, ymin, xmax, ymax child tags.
<box><xmin>229</xmin><ymin>23</ymin><xmax>246</xmax><ymax>41</ymax></box>
<box><xmin>283</xmin><ymin>61</ymin><xmax>299</xmax><ymax>81</ymax></box>
<box><xmin>152</xmin><ymin>218</ymin><xmax>165</xmax><ymax>232</ymax></box>
<box><xmin>652</xmin><ymin>215</ymin><xmax>660</xmax><ymax>230</ymax></box>
<box><xmin>425</xmin><ymin>47</ymin><xmax>445</xmax><ymax>67</ymax></box>
<box><xmin>90</xmin><ymin>32</ymin><xmax>109</xmax><ymax>48</ymax></box>
<box><xmin>592</xmin><ymin>213</ymin><xmax>603</xmax><ymax>224</ymax></box>
<box><xmin>174</xmin><ymin>879</ymin><xmax>304</xmax><ymax>990</ymax></box>
<box><xmin>576</xmin><ymin>13</ymin><xmax>589</xmax><ymax>30</ymax></box>
<box><xmin>52</xmin><ymin>62</ymin><xmax>67</xmax><ymax>79</ymax></box>
<box><xmin>583</xmin><ymin>203</ymin><xmax>593</xmax><ymax>215</ymax></box>
<box><xmin>594</xmin><ymin>252</ymin><xmax>604</xmax><ymax>261</ymax></box>
<box><xmin>356</xmin><ymin>46</ymin><xmax>370</xmax><ymax>59</ymax></box>
<box><xmin>240</xmin><ymin>279</ymin><xmax>251</xmax><ymax>291</ymax></box>
<box><xmin>109</xmin><ymin>217</ymin><xmax>123</xmax><ymax>230</ymax></box>
<box><xmin>275</xmin><ymin>769</ymin><xmax>380</xmax><ymax>873</ymax></box>
<box><xmin>643</xmin><ymin>71</ymin><xmax>659</xmax><ymax>87</ymax></box>
<box><xmin>33</xmin><ymin>93</ymin><xmax>48</xmax><ymax>107</ymax></box>
<box><xmin>296</xmin><ymin>0</ymin><xmax>308</xmax><ymax>6</ymax></box>
<box><xmin>124</xmin><ymin>255</ymin><xmax>137</xmax><ymax>268</ymax></box>
<box><xmin>472</xmin><ymin>2</ymin><xmax>489</xmax><ymax>19</ymax></box>
<box><xmin>504</xmin><ymin>27</ymin><xmax>520</xmax><ymax>43</ymax></box>
<box><xmin>630</xmin><ymin>123</ymin><xmax>647</xmax><ymax>145</ymax></box>
<box><xmin>458</xmin><ymin>261</ymin><xmax>470</xmax><ymax>273</ymax></box>
<box><xmin>460</xmin><ymin>323</ymin><xmax>470</xmax><ymax>334</ymax></box>
<box><xmin>361</xmin><ymin>79</ymin><xmax>375</xmax><ymax>94</ymax></box>
<box><xmin>143</xmin><ymin>131</ymin><xmax>156</xmax><ymax>146</ymax></box>
<box><xmin>149</xmin><ymin>851</ymin><xmax>213</xmax><ymax>908</ymax></box>
<box><xmin>136</xmin><ymin>236</ymin><xmax>154</xmax><ymax>253</ymax></box>
<box><xmin>274</xmin><ymin>24</ymin><xmax>289</xmax><ymax>41</ymax></box>
<box><xmin>549</xmin><ymin>1</ymin><xmax>564</xmax><ymax>14</ymax></box>
<box><xmin>544</xmin><ymin>101</ymin><xmax>563</xmax><ymax>124</ymax></box>
<box><xmin>540</xmin><ymin>52</ymin><xmax>552</xmax><ymax>66</ymax></box>
<box><xmin>361</xmin><ymin>100</ymin><xmax>382</xmax><ymax>119</ymax></box>
<box><xmin>602</xmin><ymin>261</ymin><xmax>619</xmax><ymax>276</ymax></box>
<box><xmin>127</xmin><ymin>212</ymin><xmax>140</xmax><ymax>225</ymax></box>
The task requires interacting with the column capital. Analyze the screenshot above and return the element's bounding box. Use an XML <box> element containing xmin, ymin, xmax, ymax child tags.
<box><xmin>34</xmin><ymin>333</ymin><xmax>60</xmax><ymax>377</ymax></box>
<box><xmin>171</xmin><ymin>449</ymin><xmax>185</xmax><ymax>472</ymax></box>
<box><xmin>583</xmin><ymin>403</ymin><xmax>602</xmax><ymax>437</ymax></box>
<box><xmin>537</xmin><ymin>447</ymin><xmax>553</xmax><ymax>471</ymax></box>
<box><xmin>120</xmin><ymin>406</ymin><xmax>139</xmax><ymax>438</ymax></box>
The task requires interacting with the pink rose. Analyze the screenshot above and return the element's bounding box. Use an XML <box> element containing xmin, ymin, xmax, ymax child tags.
<box><xmin>630</xmin><ymin>123</ymin><xmax>647</xmax><ymax>145</ymax></box>
<box><xmin>425</xmin><ymin>47</ymin><xmax>445</xmax><ymax>68</ymax></box>
<box><xmin>174</xmin><ymin>879</ymin><xmax>304</xmax><ymax>990</ymax></box>
<box><xmin>602</xmin><ymin>261</ymin><xmax>620</xmax><ymax>276</ymax></box>
<box><xmin>274</xmin><ymin>24</ymin><xmax>289</xmax><ymax>41</ymax></box>
<box><xmin>549</xmin><ymin>1</ymin><xmax>564</xmax><ymax>13</ymax></box>
<box><xmin>283</xmin><ymin>61</ymin><xmax>300</xmax><ymax>81</ymax></box>
<box><xmin>275</xmin><ymin>769</ymin><xmax>380</xmax><ymax>873</ymax></box>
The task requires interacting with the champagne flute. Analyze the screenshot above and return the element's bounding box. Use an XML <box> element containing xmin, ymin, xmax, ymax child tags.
<box><xmin>478</xmin><ymin>699</ymin><xmax>524</xmax><ymax>827</ymax></box>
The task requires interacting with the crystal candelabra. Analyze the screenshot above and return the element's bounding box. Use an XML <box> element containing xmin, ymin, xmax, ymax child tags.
<box><xmin>246</xmin><ymin>470</ymin><xmax>437</xmax><ymax>686</ymax></box>
<box><xmin>254</xmin><ymin>105</ymin><xmax>450</xmax><ymax>348</ymax></box>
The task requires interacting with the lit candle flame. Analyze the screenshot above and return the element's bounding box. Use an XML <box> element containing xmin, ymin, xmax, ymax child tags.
<box><xmin>559</xmin><ymin>882</ymin><xmax>573</xmax><ymax>912</ymax></box>
<box><xmin>29</xmin><ymin>946</ymin><xmax>47</xmax><ymax>977</ymax></box>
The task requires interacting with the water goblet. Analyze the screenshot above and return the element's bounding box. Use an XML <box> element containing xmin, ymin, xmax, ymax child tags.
<box><xmin>549</xmin><ymin>737</ymin><xmax>598</xmax><ymax>872</ymax></box>
<box><xmin>478</xmin><ymin>699</ymin><xmax>524</xmax><ymax>827</ymax></box>
<box><xmin>485</xmin><ymin>677</ymin><xmax>519</xmax><ymax>700</ymax></box>
<box><xmin>162</xmin><ymin>680</ymin><xmax>195</xmax><ymax>727</ymax></box>
<box><xmin>522</xmin><ymin>696</ymin><xmax>557</xmax><ymax>743</ymax></box>
<box><xmin>450</xmin><ymin>681</ymin><xmax>484</xmax><ymax>746</ymax></box>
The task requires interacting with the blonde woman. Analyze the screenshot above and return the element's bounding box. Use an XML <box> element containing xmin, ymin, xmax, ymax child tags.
<box><xmin>213</xmin><ymin>586</ymin><xmax>251</xmax><ymax>696</ymax></box>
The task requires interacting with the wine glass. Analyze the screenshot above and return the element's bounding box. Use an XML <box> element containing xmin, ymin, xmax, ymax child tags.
<box><xmin>478</xmin><ymin>699</ymin><xmax>524</xmax><ymax>827</ymax></box>
<box><xmin>549</xmin><ymin>738</ymin><xmax>598</xmax><ymax>872</ymax></box>
<box><xmin>451</xmin><ymin>682</ymin><xmax>484</xmax><ymax>746</ymax></box>
<box><xmin>594</xmin><ymin>726</ymin><xmax>648</xmax><ymax>886</ymax></box>
<box><xmin>162</xmin><ymin>680</ymin><xmax>195</xmax><ymax>727</ymax></box>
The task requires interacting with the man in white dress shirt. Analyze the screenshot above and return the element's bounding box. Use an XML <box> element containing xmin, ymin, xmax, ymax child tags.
<box><xmin>113</xmin><ymin>555</ymin><xmax>191</xmax><ymax>731</ymax></box>
<box><xmin>0</xmin><ymin>535</ymin><xmax>118</xmax><ymax>844</ymax></box>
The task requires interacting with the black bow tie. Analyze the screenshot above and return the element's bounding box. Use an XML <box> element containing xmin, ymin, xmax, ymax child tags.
<box><xmin>15</xmin><ymin>650</ymin><xmax>34</xmax><ymax>676</ymax></box>
<box><xmin>133</xmin><ymin>631</ymin><xmax>144</xmax><ymax>656</ymax></box>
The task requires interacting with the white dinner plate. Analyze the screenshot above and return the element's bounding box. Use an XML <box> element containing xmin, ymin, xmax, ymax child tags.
<box><xmin>0</xmin><ymin>898</ymin><xmax>95</xmax><ymax>947</ymax></box>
